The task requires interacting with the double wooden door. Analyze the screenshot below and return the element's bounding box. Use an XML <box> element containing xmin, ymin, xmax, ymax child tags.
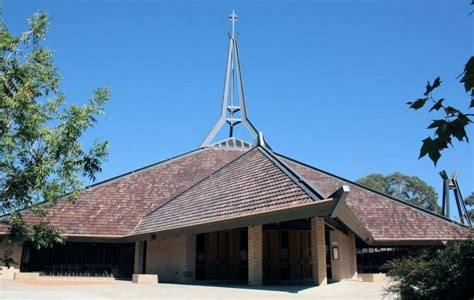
<box><xmin>263</xmin><ymin>230</ymin><xmax>312</xmax><ymax>281</ymax></box>
<box><xmin>203</xmin><ymin>230</ymin><xmax>243</xmax><ymax>280</ymax></box>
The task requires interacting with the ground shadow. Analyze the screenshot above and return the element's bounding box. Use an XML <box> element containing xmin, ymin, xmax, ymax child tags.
<box><xmin>170</xmin><ymin>281</ymin><xmax>338</xmax><ymax>294</ymax></box>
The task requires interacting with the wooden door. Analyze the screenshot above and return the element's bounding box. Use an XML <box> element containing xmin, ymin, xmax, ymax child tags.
<box><xmin>263</xmin><ymin>230</ymin><xmax>282</xmax><ymax>280</ymax></box>
<box><xmin>205</xmin><ymin>232</ymin><xmax>219</xmax><ymax>279</ymax></box>
<box><xmin>204</xmin><ymin>230</ymin><xmax>241</xmax><ymax>280</ymax></box>
<box><xmin>228</xmin><ymin>229</ymin><xmax>241</xmax><ymax>278</ymax></box>
<box><xmin>288</xmin><ymin>230</ymin><xmax>311</xmax><ymax>280</ymax></box>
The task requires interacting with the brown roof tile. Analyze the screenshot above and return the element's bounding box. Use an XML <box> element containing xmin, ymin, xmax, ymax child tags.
<box><xmin>2</xmin><ymin>148</ymin><xmax>245</xmax><ymax>236</ymax></box>
<box><xmin>279</xmin><ymin>155</ymin><xmax>469</xmax><ymax>242</ymax></box>
<box><xmin>1</xmin><ymin>145</ymin><xmax>469</xmax><ymax>243</ymax></box>
<box><xmin>134</xmin><ymin>148</ymin><xmax>315</xmax><ymax>234</ymax></box>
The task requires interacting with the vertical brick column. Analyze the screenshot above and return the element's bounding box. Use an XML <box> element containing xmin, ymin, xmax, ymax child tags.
<box><xmin>248</xmin><ymin>225</ymin><xmax>263</xmax><ymax>286</ymax></box>
<box><xmin>311</xmin><ymin>217</ymin><xmax>327</xmax><ymax>286</ymax></box>
<box><xmin>183</xmin><ymin>234</ymin><xmax>196</xmax><ymax>282</ymax></box>
<box><xmin>134</xmin><ymin>241</ymin><xmax>144</xmax><ymax>274</ymax></box>
<box><xmin>349</xmin><ymin>232</ymin><xmax>357</xmax><ymax>279</ymax></box>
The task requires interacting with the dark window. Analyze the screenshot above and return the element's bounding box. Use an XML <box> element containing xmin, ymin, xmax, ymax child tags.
<box><xmin>21</xmin><ymin>242</ymin><xmax>135</xmax><ymax>278</ymax></box>
<box><xmin>355</xmin><ymin>238</ymin><xmax>435</xmax><ymax>273</ymax></box>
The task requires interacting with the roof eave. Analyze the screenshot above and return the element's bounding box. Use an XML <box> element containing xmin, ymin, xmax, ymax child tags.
<box><xmin>275</xmin><ymin>152</ymin><xmax>469</xmax><ymax>229</ymax></box>
<box><xmin>127</xmin><ymin>198</ymin><xmax>336</xmax><ymax>242</ymax></box>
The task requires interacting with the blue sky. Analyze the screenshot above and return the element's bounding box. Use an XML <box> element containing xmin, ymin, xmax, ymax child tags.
<box><xmin>4</xmin><ymin>1</ymin><xmax>473</xmax><ymax>220</ymax></box>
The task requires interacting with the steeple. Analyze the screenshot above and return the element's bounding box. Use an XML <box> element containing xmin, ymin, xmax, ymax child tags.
<box><xmin>200</xmin><ymin>10</ymin><xmax>259</xmax><ymax>148</ymax></box>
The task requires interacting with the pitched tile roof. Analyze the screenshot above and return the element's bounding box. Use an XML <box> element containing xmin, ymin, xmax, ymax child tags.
<box><xmin>1</xmin><ymin>144</ymin><xmax>469</xmax><ymax>244</ymax></box>
<box><xmin>278</xmin><ymin>154</ymin><xmax>470</xmax><ymax>243</ymax></box>
<box><xmin>1</xmin><ymin>148</ymin><xmax>245</xmax><ymax>236</ymax></box>
<box><xmin>133</xmin><ymin>147</ymin><xmax>316</xmax><ymax>234</ymax></box>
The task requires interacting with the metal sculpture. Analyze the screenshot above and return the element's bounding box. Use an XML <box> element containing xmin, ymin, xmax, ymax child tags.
<box><xmin>440</xmin><ymin>170</ymin><xmax>472</xmax><ymax>227</ymax></box>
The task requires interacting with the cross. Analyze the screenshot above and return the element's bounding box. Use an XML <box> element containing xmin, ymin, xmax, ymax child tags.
<box><xmin>229</xmin><ymin>10</ymin><xmax>238</xmax><ymax>38</ymax></box>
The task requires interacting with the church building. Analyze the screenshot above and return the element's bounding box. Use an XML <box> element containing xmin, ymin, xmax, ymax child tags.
<box><xmin>0</xmin><ymin>12</ymin><xmax>470</xmax><ymax>286</ymax></box>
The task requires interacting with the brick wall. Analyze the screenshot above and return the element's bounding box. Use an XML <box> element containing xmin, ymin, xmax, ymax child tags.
<box><xmin>0</xmin><ymin>239</ymin><xmax>22</xmax><ymax>268</ymax></box>
<box><xmin>349</xmin><ymin>232</ymin><xmax>357</xmax><ymax>279</ymax></box>
<box><xmin>133</xmin><ymin>241</ymin><xmax>145</xmax><ymax>274</ymax></box>
<box><xmin>145</xmin><ymin>235</ymin><xmax>195</xmax><ymax>283</ymax></box>
<box><xmin>248</xmin><ymin>225</ymin><xmax>263</xmax><ymax>286</ymax></box>
<box><xmin>183</xmin><ymin>234</ymin><xmax>196</xmax><ymax>282</ymax></box>
<box><xmin>310</xmin><ymin>217</ymin><xmax>327</xmax><ymax>286</ymax></box>
<box><xmin>329</xmin><ymin>230</ymin><xmax>357</xmax><ymax>281</ymax></box>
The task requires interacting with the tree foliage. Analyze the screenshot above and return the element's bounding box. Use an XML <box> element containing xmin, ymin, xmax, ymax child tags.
<box><xmin>0</xmin><ymin>11</ymin><xmax>109</xmax><ymax>248</ymax></box>
<box><xmin>357</xmin><ymin>172</ymin><xmax>440</xmax><ymax>213</ymax></box>
<box><xmin>385</xmin><ymin>239</ymin><xmax>474</xmax><ymax>300</ymax></box>
<box><xmin>0</xmin><ymin>249</ymin><xmax>15</xmax><ymax>268</ymax></box>
<box><xmin>407</xmin><ymin>57</ymin><xmax>473</xmax><ymax>165</ymax></box>
<box><xmin>465</xmin><ymin>192</ymin><xmax>474</xmax><ymax>221</ymax></box>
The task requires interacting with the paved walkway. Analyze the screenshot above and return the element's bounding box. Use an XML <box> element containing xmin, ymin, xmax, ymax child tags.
<box><xmin>0</xmin><ymin>279</ymin><xmax>398</xmax><ymax>300</ymax></box>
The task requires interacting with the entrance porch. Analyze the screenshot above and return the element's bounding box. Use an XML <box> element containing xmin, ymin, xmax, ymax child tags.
<box><xmin>134</xmin><ymin>217</ymin><xmax>357</xmax><ymax>286</ymax></box>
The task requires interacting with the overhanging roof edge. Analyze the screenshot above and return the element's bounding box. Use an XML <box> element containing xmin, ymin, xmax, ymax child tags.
<box><xmin>274</xmin><ymin>152</ymin><xmax>469</xmax><ymax>228</ymax></box>
<box><xmin>129</xmin><ymin>198</ymin><xmax>336</xmax><ymax>240</ymax></box>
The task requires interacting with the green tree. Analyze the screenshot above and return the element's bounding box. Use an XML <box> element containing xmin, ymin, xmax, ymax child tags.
<box><xmin>465</xmin><ymin>192</ymin><xmax>474</xmax><ymax>221</ymax></box>
<box><xmin>0</xmin><ymin>11</ymin><xmax>110</xmax><ymax>249</ymax></box>
<box><xmin>357</xmin><ymin>172</ymin><xmax>441</xmax><ymax>213</ymax></box>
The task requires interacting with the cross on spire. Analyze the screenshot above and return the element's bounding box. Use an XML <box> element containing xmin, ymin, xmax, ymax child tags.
<box><xmin>200</xmin><ymin>11</ymin><xmax>260</xmax><ymax>148</ymax></box>
<box><xmin>229</xmin><ymin>10</ymin><xmax>238</xmax><ymax>38</ymax></box>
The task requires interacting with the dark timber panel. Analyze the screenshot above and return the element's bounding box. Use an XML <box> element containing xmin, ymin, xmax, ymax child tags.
<box><xmin>263</xmin><ymin>230</ymin><xmax>282</xmax><ymax>280</ymax></box>
<box><xmin>263</xmin><ymin>229</ymin><xmax>312</xmax><ymax>282</ymax></box>
<box><xmin>289</xmin><ymin>230</ymin><xmax>311</xmax><ymax>280</ymax></box>
<box><xmin>197</xmin><ymin>229</ymin><xmax>246</xmax><ymax>281</ymax></box>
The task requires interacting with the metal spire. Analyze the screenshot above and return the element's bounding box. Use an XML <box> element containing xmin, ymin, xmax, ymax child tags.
<box><xmin>200</xmin><ymin>10</ymin><xmax>259</xmax><ymax>148</ymax></box>
<box><xmin>229</xmin><ymin>10</ymin><xmax>238</xmax><ymax>39</ymax></box>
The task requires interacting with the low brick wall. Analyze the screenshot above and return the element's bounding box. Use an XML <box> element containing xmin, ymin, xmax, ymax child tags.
<box><xmin>1</xmin><ymin>266</ymin><xmax>20</xmax><ymax>280</ymax></box>
<box><xmin>132</xmin><ymin>274</ymin><xmax>158</xmax><ymax>284</ymax></box>
<box><xmin>14</xmin><ymin>272</ymin><xmax>40</xmax><ymax>280</ymax></box>
<box><xmin>358</xmin><ymin>273</ymin><xmax>388</xmax><ymax>282</ymax></box>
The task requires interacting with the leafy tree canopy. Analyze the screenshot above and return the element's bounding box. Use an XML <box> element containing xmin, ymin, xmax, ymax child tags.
<box><xmin>465</xmin><ymin>192</ymin><xmax>474</xmax><ymax>221</ymax></box>
<box><xmin>357</xmin><ymin>172</ymin><xmax>441</xmax><ymax>213</ymax></box>
<box><xmin>0</xmin><ymin>11</ymin><xmax>110</xmax><ymax>249</ymax></box>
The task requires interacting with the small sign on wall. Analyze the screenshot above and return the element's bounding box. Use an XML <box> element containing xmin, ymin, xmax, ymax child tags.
<box><xmin>332</xmin><ymin>246</ymin><xmax>339</xmax><ymax>260</ymax></box>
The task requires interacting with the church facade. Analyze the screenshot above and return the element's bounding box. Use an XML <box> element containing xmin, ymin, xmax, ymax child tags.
<box><xmin>0</xmin><ymin>12</ymin><xmax>470</xmax><ymax>286</ymax></box>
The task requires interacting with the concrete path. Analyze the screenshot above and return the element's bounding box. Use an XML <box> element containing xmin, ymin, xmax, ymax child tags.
<box><xmin>0</xmin><ymin>279</ymin><xmax>398</xmax><ymax>300</ymax></box>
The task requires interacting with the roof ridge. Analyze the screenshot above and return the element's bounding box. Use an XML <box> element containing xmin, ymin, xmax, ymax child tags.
<box><xmin>256</xmin><ymin>147</ymin><xmax>325</xmax><ymax>200</ymax></box>
<box><xmin>275</xmin><ymin>152</ymin><xmax>468</xmax><ymax>228</ymax></box>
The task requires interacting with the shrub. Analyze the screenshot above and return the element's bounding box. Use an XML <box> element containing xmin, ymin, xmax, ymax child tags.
<box><xmin>385</xmin><ymin>239</ymin><xmax>474</xmax><ymax>299</ymax></box>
